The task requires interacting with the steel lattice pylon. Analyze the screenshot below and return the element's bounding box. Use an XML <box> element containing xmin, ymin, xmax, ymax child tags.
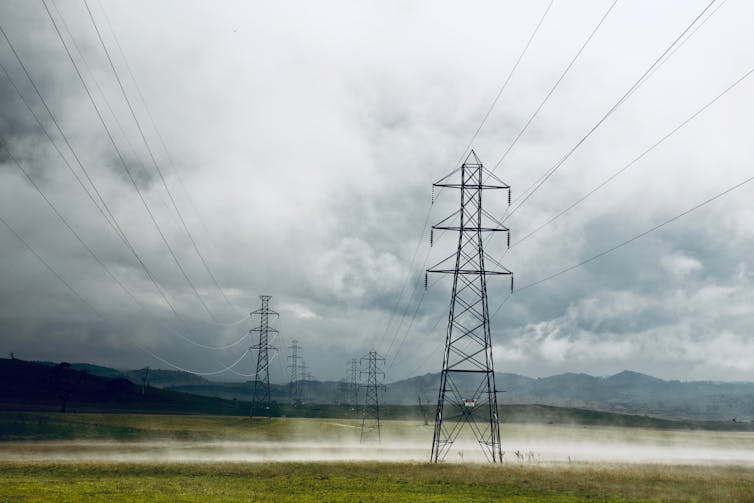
<box><xmin>427</xmin><ymin>150</ymin><xmax>512</xmax><ymax>463</ymax></box>
<box><xmin>250</xmin><ymin>295</ymin><xmax>278</xmax><ymax>419</ymax></box>
<box><xmin>360</xmin><ymin>349</ymin><xmax>385</xmax><ymax>443</ymax></box>
<box><xmin>348</xmin><ymin>358</ymin><xmax>360</xmax><ymax>405</ymax></box>
<box><xmin>287</xmin><ymin>339</ymin><xmax>302</xmax><ymax>403</ymax></box>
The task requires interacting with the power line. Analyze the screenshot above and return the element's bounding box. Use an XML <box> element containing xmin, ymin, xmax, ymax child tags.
<box><xmin>1</xmin><ymin>20</ymin><xmax>247</xmax><ymax>340</ymax></box>
<box><xmin>405</xmin><ymin>171</ymin><xmax>752</xmax><ymax>372</ymax></box>
<box><xmin>510</xmin><ymin>66</ymin><xmax>754</xmax><ymax>249</ymax></box>
<box><xmin>455</xmin><ymin>0</ymin><xmax>556</xmax><ymax>167</ymax></box>
<box><xmin>513</xmin><ymin>173</ymin><xmax>754</xmax><ymax>294</ymax></box>
<box><xmin>95</xmin><ymin>0</ymin><xmax>221</xmax><ymax>268</ymax></box>
<box><xmin>1</xmin><ymin>134</ymin><xmax>247</xmax><ymax>352</ymax></box>
<box><xmin>382</xmin><ymin>0</ymin><xmax>620</xmax><ymax>368</ymax></box>
<box><xmin>81</xmin><ymin>0</ymin><xmax>244</xmax><ymax>322</ymax></box>
<box><xmin>0</xmin><ymin>138</ymin><xmax>145</xmax><ymax>312</ymax></box>
<box><xmin>0</xmin><ymin>213</ymin><xmax>103</xmax><ymax>320</ymax></box>
<box><xmin>504</xmin><ymin>0</ymin><xmax>719</xmax><ymax>222</ymax></box>
<box><xmin>0</xmin><ymin>25</ymin><xmax>119</xmax><ymax>237</ymax></box>
<box><xmin>377</xmin><ymin>0</ymin><xmax>556</xmax><ymax>357</ymax></box>
<box><xmin>491</xmin><ymin>0</ymin><xmax>619</xmax><ymax>172</ymax></box>
<box><xmin>40</xmin><ymin>0</ymin><xmax>225</xmax><ymax>326</ymax></box>
<box><xmin>141</xmin><ymin>345</ymin><xmax>252</xmax><ymax>376</ymax></box>
<box><xmin>0</xmin><ymin>207</ymin><xmax>251</xmax><ymax>375</ymax></box>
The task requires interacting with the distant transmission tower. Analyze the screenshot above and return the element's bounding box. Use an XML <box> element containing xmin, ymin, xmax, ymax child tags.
<box><xmin>348</xmin><ymin>358</ymin><xmax>360</xmax><ymax>405</ymax></box>
<box><xmin>298</xmin><ymin>360</ymin><xmax>309</xmax><ymax>400</ymax></box>
<box><xmin>140</xmin><ymin>366</ymin><xmax>150</xmax><ymax>396</ymax></box>
<box><xmin>426</xmin><ymin>150</ymin><xmax>512</xmax><ymax>463</ymax></box>
<box><xmin>250</xmin><ymin>295</ymin><xmax>278</xmax><ymax>419</ymax></box>
<box><xmin>287</xmin><ymin>339</ymin><xmax>302</xmax><ymax>402</ymax></box>
<box><xmin>360</xmin><ymin>349</ymin><xmax>385</xmax><ymax>443</ymax></box>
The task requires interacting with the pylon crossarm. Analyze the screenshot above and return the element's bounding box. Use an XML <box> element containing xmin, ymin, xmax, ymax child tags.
<box><xmin>251</xmin><ymin>327</ymin><xmax>279</xmax><ymax>334</ymax></box>
<box><xmin>433</xmin><ymin>225</ymin><xmax>508</xmax><ymax>233</ymax></box>
<box><xmin>433</xmin><ymin>182</ymin><xmax>508</xmax><ymax>190</ymax></box>
<box><xmin>430</xmin><ymin>269</ymin><xmax>510</xmax><ymax>275</ymax></box>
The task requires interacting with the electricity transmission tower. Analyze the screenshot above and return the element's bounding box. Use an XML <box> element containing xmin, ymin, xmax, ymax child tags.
<box><xmin>287</xmin><ymin>339</ymin><xmax>302</xmax><ymax>402</ymax></box>
<box><xmin>426</xmin><ymin>150</ymin><xmax>512</xmax><ymax>463</ymax></box>
<box><xmin>250</xmin><ymin>295</ymin><xmax>278</xmax><ymax>419</ymax></box>
<box><xmin>360</xmin><ymin>349</ymin><xmax>385</xmax><ymax>443</ymax></box>
<box><xmin>298</xmin><ymin>360</ymin><xmax>309</xmax><ymax>400</ymax></box>
<box><xmin>348</xmin><ymin>358</ymin><xmax>360</xmax><ymax>405</ymax></box>
<box><xmin>140</xmin><ymin>366</ymin><xmax>150</xmax><ymax>396</ymax></box>
<box><xmin>418</xmin><ymin>395</ymin><xmax>429</xmax><ymax>426</ymax></box>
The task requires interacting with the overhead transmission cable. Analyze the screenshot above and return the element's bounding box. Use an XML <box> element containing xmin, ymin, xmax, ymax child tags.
<box><xmin>510</xmin><ymin>173</ymin><xmax>754</xmax><ymax>295</ymax></box>
<box><xmin>40</xmin><ymin>0</ymin><xmax>229</xmax><ymax>326</ymax></box>
<box><xmin>391</xmin><ymin>0</ymin><xmax>725</xmax><ymax>375</ymax></box>
<box><xmin>0</xmin><ymin>132</ymin><xmax>248</xmax><ymax>352</ymax></box>
<box><xmin>510</xmin><ymin>66</ymin><xmax>754</xmax><ymax>249</ymax></box>
<box><xmin>95</xmin><ymin>0</ymin><xmax>219</xmax><ymax>256</ymax></box>
<box><xmin>491</xmin><ymin>0</ymin><xmax>619</xmax><ymax>172</ymax></box>
<box><xmin>454</xmin><ymin>0</ymin><xmax>556</xmax><ymax>169</ymax></box>
<box><xmin>407</xmin><ymin>170</ymin><xmax>753</xmax><ymax>377</ymax></box>
<box><xmin>1</xmin><ymin>55</ymin><xmax>249</xmax><ymax>354</ymax></box>
<box><xmin>1</xmin><ymin>20</ymin><xmax>246</xmax><ymax>340</ymax></box>
<box><xmin>503</xmin><ymin>0</ymin><xmax>719</xmax><ymax>222</ymax></box>
<box><xmin>0</xmin><ymin>208</ymin><xmax>250</xmax><ymax>375</ymax></box>
<box><xmin>377</xmin><ymin>0</ymin><xmax>555</xmax><ymax>360</ymax></box>
<box><xmin>0</xmin><ymin>26</ymin><xmax>117</xmax><ymax>235</ymax></box>
<box><xmin>0</xmin><ymin>213</ymin><xmax>103</xmax><ymax>320</ymax></box>
<box><xmin>384</xmin><ymin>0</ymin><xmax>616</xmax><ymax>368</ymax></box>
<box><xmin>80</xmin><ymin>0</ymin><xmax>244</xmax><ymax>323</ymax></box>
<box><xmin>382</xmin><ymin>0</ymin><xmax>618</xmax><ymax>363</ymax></box>
<box><xmin>137</xmin><ymin>345</ymin><xmax>252</xmax><ymax>376</ymax></box>
<box><xmin>47</xmin><ymin>0</ymin><xmax>186</xmax><ymax>233</ymax></box>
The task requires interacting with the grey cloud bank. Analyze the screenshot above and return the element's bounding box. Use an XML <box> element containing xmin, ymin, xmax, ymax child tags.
<box><xmin>0</xmin><ymin>0</ymin><xmax>753</xmax><ymax>383</ymax></box>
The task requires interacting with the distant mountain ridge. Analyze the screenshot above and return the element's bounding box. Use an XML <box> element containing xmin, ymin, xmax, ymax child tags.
<box><xmin>390</xmin><ymin>370</ymin><xmax>754</xmax><ymax>421</ymax></box>
<box><xmin>27</xmin><ymin>360</ymin><xmax>754</xmax><ymax>421</ymax></box>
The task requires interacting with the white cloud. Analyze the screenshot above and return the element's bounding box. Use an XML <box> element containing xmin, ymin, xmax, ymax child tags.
<box><xmin>661</xmin><ymin>252</ymin><xmax>703</xmax><ymax>278</ymax></box>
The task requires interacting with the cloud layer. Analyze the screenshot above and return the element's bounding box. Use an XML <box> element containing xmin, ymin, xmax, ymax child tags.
<box><xmin>0</xmin><ymin>0</ymin><xmax>753</xmax><ymax>383</ymax></box>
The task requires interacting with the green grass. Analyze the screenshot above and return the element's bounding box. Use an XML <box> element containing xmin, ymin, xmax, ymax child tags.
<box><xmin>1</xmin><ymin>461</ymin><xmax>752</xmax><ymax>502</ymax></box>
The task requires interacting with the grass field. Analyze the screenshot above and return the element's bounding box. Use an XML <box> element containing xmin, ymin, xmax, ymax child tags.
<box><xmin>2</xmin><ymin>413</ymin><xmax>754</xmax><ymax>501</ymax></box>
<box><xmin>1</xmin><ymin>461</ymin><xmax>753</xmax><ymax>502</ymax></box>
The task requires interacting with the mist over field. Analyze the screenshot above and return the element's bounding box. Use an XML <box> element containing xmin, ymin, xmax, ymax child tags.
<box><xmin>3</xmin><ymin>419</ymin><xmax>754</xmax><ymax>466</ymax></box>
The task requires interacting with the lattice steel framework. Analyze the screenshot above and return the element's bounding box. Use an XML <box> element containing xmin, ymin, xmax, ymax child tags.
<box><xmin>360</xmin><ymin>349</ymin><xmax>385</xmax><ymax>443</ymax></box>
<box><xmin>348</xmin><ymin>358</ymin><xmax>360</xmax><ymax>405</ymax></box>
<box><xmin>250</xmin><ymin>295</ymin><xmax>278</xmax><ymax>419</ymax></box>
<box><xmin>426</xmin><ymin>150</ymin><xmax>512</xmax><ymax>463</ymax></box>
<box><xmin>287</xmin><ymin>339</ymin><xmax>302</xmax><ymax>402</ymax></box>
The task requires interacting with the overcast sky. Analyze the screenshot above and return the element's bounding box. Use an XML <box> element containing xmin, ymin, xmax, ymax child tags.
<box><xmin>1</xmin><ymin>0</ymin><xmax>753</xmax><ymax>384</ymax></box>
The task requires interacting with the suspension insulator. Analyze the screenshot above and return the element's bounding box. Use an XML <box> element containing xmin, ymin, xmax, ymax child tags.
<box><xmin>510</xmin><ymin>276</ymin><xmax>514</xmax><ymax>293</ymax></box>
<box><xmin>508</xmin><ymin>189</ymin><xmax>511</xmax><ymax>206</ymax></box>
<box><xmin>431</xmin><ymin>186</ymin><xmax>435</xmax><ymax>204</ymax></box>
<box><xmin>424</xmin><ymin>272</ymin><xmax>428</xmax><ymax>290</ymax></box>
<box><xmin>430</xmin><ymin>228</ymin><xmax>433</xmax><ymax>246</ymax></box>
<box><xmin>507</xmin><ymin>232</ymin><xmax>510</xmax><ymax>249</ymax></box>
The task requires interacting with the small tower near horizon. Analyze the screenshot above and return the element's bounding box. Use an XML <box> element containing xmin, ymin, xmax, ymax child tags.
<box><xmin>360</xmin><ymin>349</ymin><xmax>385</xmax><ymax>443</ymax></box>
